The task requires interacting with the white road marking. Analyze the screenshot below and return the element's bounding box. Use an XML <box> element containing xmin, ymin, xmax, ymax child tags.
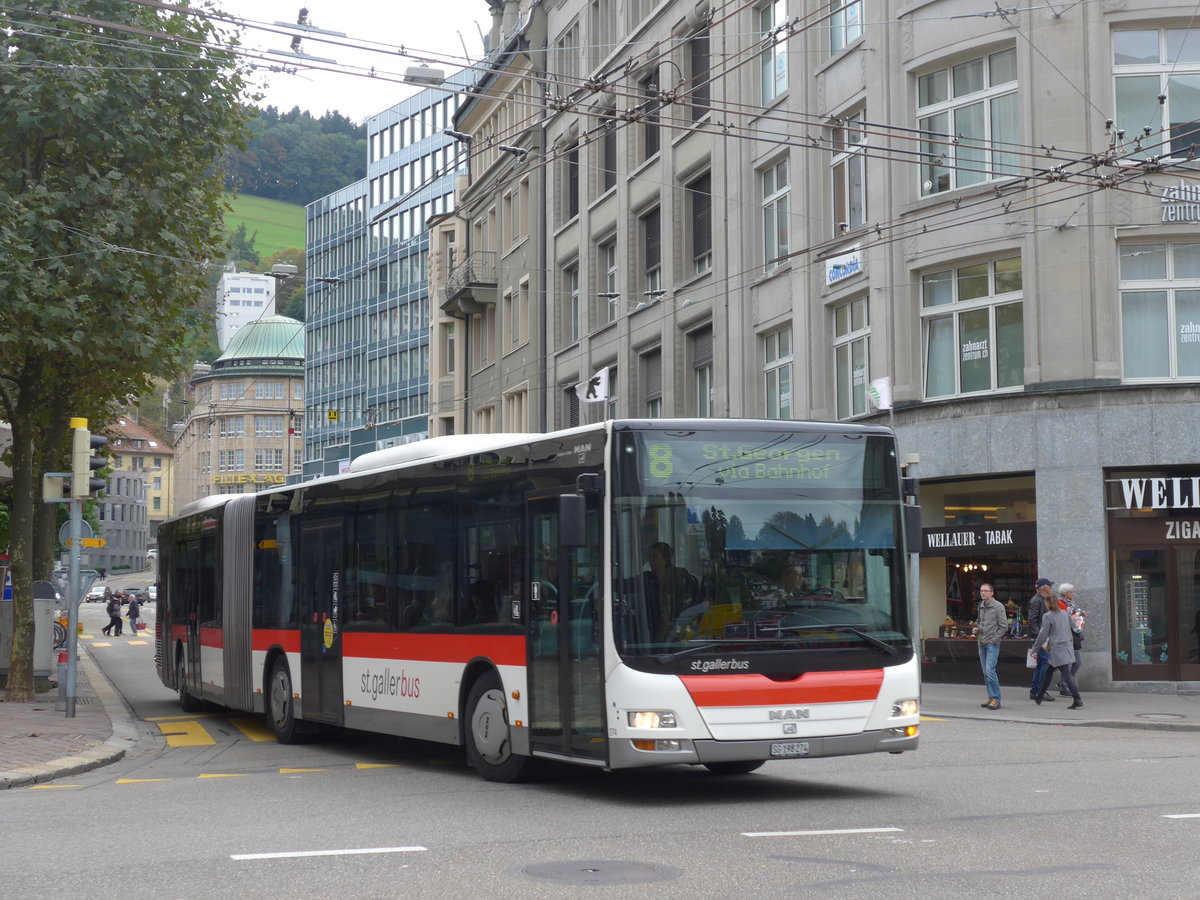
<box><xmin>1163</xmin><ymin>814</ymin><xmax>1200</xmax><ymax>819</ymax></box>
<box><xmin>742</xmin><ymin>827</ymin><xmax>904</xmax><ymax>837</ymax></box>
<box><xmin>232</xmin><ymin>846</ymin><xmax>427</xmax><ymax>860</ymax></box>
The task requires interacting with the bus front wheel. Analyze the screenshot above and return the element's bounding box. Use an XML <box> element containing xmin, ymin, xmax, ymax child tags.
<box><xmin>465</xmin><ymin>671</ymin><xmax>532</xmax><ymax>783</ymax></box>
<box><xmin>268</xmin><ymin>659</ymin><xmax>301</xmax><ymax>744</ymax></box>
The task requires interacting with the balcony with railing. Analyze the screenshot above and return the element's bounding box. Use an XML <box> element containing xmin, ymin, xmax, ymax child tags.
<box><xmin>442</xmin><ymin>250</ymin><xmax>497</xmax><ymax>315</ymax></box>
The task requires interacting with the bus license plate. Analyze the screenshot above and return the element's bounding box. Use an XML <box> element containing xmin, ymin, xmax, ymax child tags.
<box><xmin>770</xmin><ymin>741</ymin><xmax>809</xmax><ymax>758</ymax></box>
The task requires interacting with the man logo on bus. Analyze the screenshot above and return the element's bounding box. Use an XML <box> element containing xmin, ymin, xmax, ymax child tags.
<box><xmin>768</xmin><ymin>708</ymin><xmax>810</xmax><ymax>720</ymax></box>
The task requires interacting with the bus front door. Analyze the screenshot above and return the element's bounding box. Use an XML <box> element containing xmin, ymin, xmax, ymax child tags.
<box><xmin>527</xmin><ymin>496</ymin><xmax>606</xmax><ymax>763</ymax></box>
<box><xmin>300</xmin><ymin>522</ymin><xmax>344</xmax><ymax>725</ymax></box>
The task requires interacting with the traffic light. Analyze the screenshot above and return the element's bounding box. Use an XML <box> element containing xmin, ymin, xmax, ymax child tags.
<box><xmin>70</xmin><ymin>418</ymin><xmax>108</xmax><ymax>499</ymax></box>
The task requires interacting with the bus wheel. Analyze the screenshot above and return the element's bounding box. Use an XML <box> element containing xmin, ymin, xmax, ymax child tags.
<box><xmin>176</xmin><ymin>657</ymin><xmax>198</xmax><ymax>713</ymax></box>
<box><xmin>267</xmin><ymin>659</ymin><xmax>301</xmax><ymax>744</ymax></box>
<box><xmin>465</xmin><ymin>671</ymin><xmax>532</xmax><ymax>783</ymax></box>
<box><xmin>704</xmin><ymin>760</ymin><xmax>765</xmax><ymax>775</ymax></box>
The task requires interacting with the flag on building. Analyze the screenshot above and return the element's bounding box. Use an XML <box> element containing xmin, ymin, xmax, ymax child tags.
<box><xmin>867</xmin><ymin>376</ymin><xmax>892</xmax><ymax>410</ymax></box>
<box><xmin>575</xmin><ymin>367</ymin><xmax>610</xmax><ymax>403</ymax></box>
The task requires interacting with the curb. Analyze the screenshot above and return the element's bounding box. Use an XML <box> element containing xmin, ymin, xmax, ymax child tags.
<box><xmin>925</xmin><ymin>710</ymin><xmax>1200</xmax><ymax>733</ymax></box>
<box><xmin>0</xmin><ymin>643</ymin><xmax>137</xmax><ymax>790</ymax></box>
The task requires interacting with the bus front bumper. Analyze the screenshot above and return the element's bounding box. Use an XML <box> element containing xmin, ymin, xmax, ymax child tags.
<box><xmin>608</xmin><ymin>728</ymin><xmax>919</xmax><ymax>769</ymax></box>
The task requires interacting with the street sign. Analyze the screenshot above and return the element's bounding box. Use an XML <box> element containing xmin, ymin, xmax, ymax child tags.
<box><xmin>81</xmin><ymin>538</ymin><xmax>106</xmax><ymax>548</ymax></box>
<box><xmin>59</xmin><ymin>520</ymin><xmax>94</xmax><ymax>545</ymax></box>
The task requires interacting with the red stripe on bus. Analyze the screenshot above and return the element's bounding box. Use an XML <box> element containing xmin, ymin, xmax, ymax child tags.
<box><xmin>199</xmin><ymin>626</ymin><xmax>224</xmax><ymax>649</ymax></box>
<box><xmin>679</xmin><ymin>669</ymin><xmax>884</xmax><ymax>707</ymax></box>
<box><xmin>251</xmin><ymin>629</ymin><xmax>301</xmax><ymax>654</ymax></box>
<box><xmin>343</xmin><ymin>632</ymin><xmax>526</xmax><ymax>667</ymax></box>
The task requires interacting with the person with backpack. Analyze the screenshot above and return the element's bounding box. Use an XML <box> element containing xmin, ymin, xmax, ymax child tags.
<box><xmin>126</xmin><ymin>595</ymin><xmax>141</xmax><ymax>634</ymax></box>
<box><xmin>104</xmin><ymin>595</ymin><xmax>122</xmax><ymax>636</ymax></box>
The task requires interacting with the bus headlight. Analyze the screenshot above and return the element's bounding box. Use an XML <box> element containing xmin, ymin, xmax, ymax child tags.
<box><xmin>891</xmin><ymin>699</ymin><xmax>919</xmax><ymax>718</ymax></box>
<box><xmin>628</xmin><ymin>710</ymin><xmax>677</xmax><ymax>729</ymax></box>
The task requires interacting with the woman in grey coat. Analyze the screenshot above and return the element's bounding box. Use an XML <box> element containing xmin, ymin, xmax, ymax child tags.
<box><xmin>1033</xmin><ymin>599</ymin><xmax>1082</xmax><ymax>708</ymax></box>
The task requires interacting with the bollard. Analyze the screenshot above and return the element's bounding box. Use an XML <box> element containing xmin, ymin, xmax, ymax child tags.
<box><xmin>55</xmin><ymin>651</ymin><xmax>68</xmax><ymax>711</ymax></box>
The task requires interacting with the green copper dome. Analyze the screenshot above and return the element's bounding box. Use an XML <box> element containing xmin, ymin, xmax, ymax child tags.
<box><xmin>215</xmin><ymin>315</ymin><xmax>304</xmax><ymax>368</ymax></box>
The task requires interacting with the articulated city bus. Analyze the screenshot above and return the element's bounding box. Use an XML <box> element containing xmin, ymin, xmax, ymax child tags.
<box><xmin>156</xmin><ymin>419</ymin><xmax>920</xmax><ymax>781</ymax></box>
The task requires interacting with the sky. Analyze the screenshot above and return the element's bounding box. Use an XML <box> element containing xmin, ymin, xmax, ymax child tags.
<box><xmin>215</xmin><ymin>0</ymin><xmax>492</xmax><ymax>122</ymax></box>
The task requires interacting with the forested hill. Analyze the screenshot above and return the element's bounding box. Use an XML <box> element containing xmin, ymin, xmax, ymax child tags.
<box><xmin>224</xmin><ymin>106</ymin><xmax>367</xmax><ymax>206</ymax></box>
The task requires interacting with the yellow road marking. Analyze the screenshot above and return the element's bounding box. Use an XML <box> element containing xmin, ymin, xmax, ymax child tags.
<box><xmin>91</xmin><ymin>642</ymin><xmax>112</xmax><ymax>647</ymax></box>
<box><xmin>146</xmin><ymin>713</ymin><xmax>226</xmax><ymax>722</ymax></box>
<box><xmin>231</xmin><ymin>717</ymin><xmax>275</xmax><ymax>742</ymax></box>
<box><xmin>197</xmin><ymin>773</ymin><xmax>249</xmax><ymax>779</ymax></box>
<box><xmin>280</xmin><ymin>768</ymin><xmax>328</xmax><ymax>774</ymax></box>
<box><xmin>157</xmin><ymin>720</ymin><xmax>216</xmax><ymax>747</ymax></box>
<box><xmin>116</xmin><ymin>778</ymin><xmax>170</xmax><ymax>784</ymax></box>
<box><xmin>127</xmin><ymin>640</ymin><xmax>148</xmax><ymax>645</ymax></box>
<box><xmin>355</xmin><ymin>763</ymin><xmax>398</xmax><ymax>769</ymax></box>
<box><xmin>920</xmin><ymin>716</ymin><xmax>946</xmax><ymax>722</ymax></box>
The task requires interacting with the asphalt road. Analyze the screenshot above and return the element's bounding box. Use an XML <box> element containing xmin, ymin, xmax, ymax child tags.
<box><xmin>3</xmin><ymin>602</ymin><xmax>1198</xmax><ymax>899</ymax></box>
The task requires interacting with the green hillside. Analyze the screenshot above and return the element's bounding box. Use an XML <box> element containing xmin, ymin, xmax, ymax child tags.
<box><xmin>225</xmin><ymin>194</ymin><xmax>305</xmax><ymax>259</ymax></box>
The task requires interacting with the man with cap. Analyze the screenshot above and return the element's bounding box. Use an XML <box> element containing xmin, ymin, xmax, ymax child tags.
<box><xmin>1027</xmin><ymin>578</ymin><xmax>1056</xmax><ymax>702</ymax></box>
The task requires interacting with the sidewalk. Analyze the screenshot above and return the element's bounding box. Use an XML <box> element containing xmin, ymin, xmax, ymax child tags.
<box><xmin>3</xmin><ymin>664</ymin><xmax>1198</xmax><ymax>789</ymax></box>
<box><xmin>921</xmin><ymin>681</ymin><xmax>1200</xmax><ymax>731</ymax></box>
<box><xmin>0</xmin><ymin>643</ymin><xmax>136</xmax><ymax>789</ymax></box>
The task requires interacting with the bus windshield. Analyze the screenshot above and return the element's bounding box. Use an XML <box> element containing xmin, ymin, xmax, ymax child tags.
<box><xmin>612</xmin><ymin>427</ymin><xmax>910</xmax><ymax>671</ymax></box>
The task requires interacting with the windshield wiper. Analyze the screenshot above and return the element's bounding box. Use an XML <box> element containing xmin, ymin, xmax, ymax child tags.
<box><xmin>777</xmin><ymin>624</ymin><xmax>899</xmax><ymax>656</ymax></box>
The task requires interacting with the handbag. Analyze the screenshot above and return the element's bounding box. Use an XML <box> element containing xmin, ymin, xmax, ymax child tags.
<box><xmin>136</xmin><ymin>621</ymin><xmax>147</xmax><ymax>630</ymax></box>
<box><xmin>1025</xmin><ymin>647</ymin><xmax>1039</xmax><ymax>669</ymax></box>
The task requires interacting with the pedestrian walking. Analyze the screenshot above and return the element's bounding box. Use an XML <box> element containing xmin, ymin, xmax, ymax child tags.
<box><xmin>976</xmin><ymin>583</ymin><xmax>1007</xmax><ymax>710</ymax></box>
<box><xmin>1033</xmin><ymin>593</ymin><xmax>1083</xmax><ymax>708</ymax></box>
<box><xmin>103</xmin><ymin>596</ymin><xmax>121</xmax><ymax>636</ymax></box>
<box><xmin>127</xmin><ymin>596</ymin><xmax>141</xmax><ymax>634</ymax></box>
<box><xmin>1056</xmin><ymin>583</ymin><xmax>1085</xmax><ymax>695</ymax></box>
<box><xmin>1027</xmin><ymin>578</ymin><xmax>1056</xmax><ymax>702</ymax></box>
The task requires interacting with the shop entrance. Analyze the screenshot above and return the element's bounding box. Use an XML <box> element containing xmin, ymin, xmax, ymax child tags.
<box><xmin>1111</xmin><ymin>546</ymin><xmax>1200</xmax><ymax>682</ymax></box>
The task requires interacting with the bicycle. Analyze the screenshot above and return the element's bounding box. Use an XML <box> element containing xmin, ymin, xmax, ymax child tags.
<box><xmin>52</xmin><ymin>610</ymin><xmax>68</xmax><ymax>649</ymax></box>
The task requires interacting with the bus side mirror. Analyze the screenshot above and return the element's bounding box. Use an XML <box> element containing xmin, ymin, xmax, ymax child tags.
<box><xmin>903</xmin><ymin>504</ymin><xmax>922</xmax><ymax>554</ymax></box>
<box><xmin>560</xmin><ymin>494</ymin><xmax>587</xmax><ymax>547</ymax></box>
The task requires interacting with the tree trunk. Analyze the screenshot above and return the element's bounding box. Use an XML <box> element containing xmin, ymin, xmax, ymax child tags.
<box><xmin>4</xmin><ymin>420</ymin><xmax>36</xmax><ymax>701</ymax></box>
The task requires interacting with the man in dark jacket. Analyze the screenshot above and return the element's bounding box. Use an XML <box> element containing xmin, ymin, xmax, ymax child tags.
<box><xmin>1027</xmin><ymin>578</ymin><xmax>1056</xmax><ymax>701</ymax></box>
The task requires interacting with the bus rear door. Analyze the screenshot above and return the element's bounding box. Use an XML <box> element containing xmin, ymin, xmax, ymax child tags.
<box><xmin>299</xmin><ymin>520</ymin><xmax>344</xmax><ymax>725</ymax></box>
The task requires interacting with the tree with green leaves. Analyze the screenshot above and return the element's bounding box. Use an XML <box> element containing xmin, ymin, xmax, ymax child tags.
<box><xmin>0</xmin><ymin>1</ymin><xmax>253</xmax><ymax>700</ymax></box>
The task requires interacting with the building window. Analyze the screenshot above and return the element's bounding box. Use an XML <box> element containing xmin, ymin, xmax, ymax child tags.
<box><xmin>829</xmin><ymin>0</ymin><xmax>862</xmax><ymax>55</ymax></box>
<box><xmin>564</xmin><ymin>264</ymin><xmax>580</xmax><ymax>343</ymax></box>
<box><xmin>564</xmin><ymin>386</ymin><xmax>581</xmax><ymax>428</ymax></box>
<box><xmin>641</xmin><ymin>74</ymin><xmax>660</xmax><ymax>160</ymax></box>
<box><xmin>597</xmin><ymin>239</ymin><xmax>619</xmax><ymax>324</ymax></box>
<box><xmin>255</xmin><ymin>448</ymin><xmax>284</xmax><ymax>471</ymax></box>
<box><xmin>504</xmin><ymin>388</ymin><xmax>528</xmax><ymax>430</ymax></box>
<box><xmin>834</xmin><ymin>296</ymin><xmax>869</xmax><ymax>419</ymax></box>
<box><xmin>474</xmin><ymin>406</ymin><xmax>495</xmax><ymax>433</ymax></box>
<box><xmin>1114</xmin><ymin>28</ymin><xmax>1200</xmax><ymax>159</ymax></box>
<box><xmin>688</xmin><ymin>172</ymin><xmax>713</xmax><ymax>275</ymax></box>
<box><xmin>152</xmin><ymin>496</ymin><xmax>162</xmax><ymax>511</ymax></box>
<box><xmin>761</xmin><ymin>158</ymin><xmax>789</xmax><ymax>270</ymax></box>
<box><xmin>564</xmin><ymin>141</ymin><xmax>580</xmax><ymax>221</ymax></box>
<box><xmin>922</xmin><ymin>257</ymin><xmax>1024</xmax><ymax>398</ymax></box>
<box><xmin>606</xmin><ymin>368</ymin><xmax>619</xmax><ymax>419</ymax></box>
<box><xmin>691</xmin><ymin>328</ymin><xmax>714</xmax><ymax>416</ymax></box>
<box><xmin>642</xmin><ymin>349</ymin><xmax>663</xmax><ymax>417</ymax></box>
<box><xmin>255</xmin><ymin>382</ymin><xmax>283</xmax><ymax>399</ymax></box>
<box><xmin>255</xmin><ymin>416</ymin><xmax>284</xmax><ymax>437</ymax></box>
<box><xmin>218</xmin><ymin>416</ymin><xmax>245</xmax><ymax>438</ymax></box>
<box><xmin>918</xmin><ymin>47</ymin><xmax>1019</xmax><ymax>195</ymax></box>
<box><xmin>831</xmin><ymin>111</ymin><xmax>866</xmax><ymax>235</ymax></box>
<box><xmin>759</xmin><ymin>0</ymin><xmax>788</xmax><ymax>105</ymax></box>
<box><xmin>443</xmin><ymin>323</ymin><xmax>456</xmax><ymax>375</ymax></box>
<box><xmin>641</xmin><ymin>207</ymin><xmax>662</xmax><ymax>294</ymax></box>
<box><xmin>763</xmin><ymin>327</ymin><xmax>793</xmax><ymax>418</ymax></box>
<box><xmin>600</xmin><ymin>116</ymin><xmax>618</xmax><ymax>193</ymax></box>
<box><xmin>689</xmin><ymin>29</ymin><xmax>710</xmax><ymax>120</ymax></box>
<box><xmin>1119</xmin><ymin>242</ymin><xmax>1200</xmax><ymax>380</ymax></box>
